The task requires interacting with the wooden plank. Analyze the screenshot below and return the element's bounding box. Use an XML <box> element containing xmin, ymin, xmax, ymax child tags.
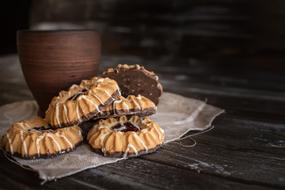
<box><xmin>68</xmin><ymin>158</ymin><xmax>277</xmax><ymax>190</ymax></box>
<box><xmin>141</xmin><ymin>114</ymin><xmax>285</xmax><ymax>188</ymax></box>
<box><xmin>0</xmin><ymin>132</ymin><xmax>281</xmax><ymax>190</ymax></box>
<box><xmin>0</xmin><ymin>153</ymin><xmax>155</xmax><ymax>190</ymax></box>
<box><xmin>0</xmin><ymin>155</ymin><xmax>273</xmax><ymax>190</ymax></box>
<box><xmin>209</xmin><ymin>115</ymin><xmax>285</xmax><ymax>155</ymax></box>
<box><xmin>162</xmin><ymin>83</ymin><xmax>285</xmax><ymax>121</ymax></box>
<box><xmin>154</xmin><ymin>65</ymin><xmax>285</xmax><ymax>93</ymax></box>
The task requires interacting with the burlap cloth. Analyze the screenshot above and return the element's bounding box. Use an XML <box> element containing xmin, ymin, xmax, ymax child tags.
<box><xmin>0</xmin><ymin>92</ymin><xmax>224</xmax><ymax>184</ymax></box>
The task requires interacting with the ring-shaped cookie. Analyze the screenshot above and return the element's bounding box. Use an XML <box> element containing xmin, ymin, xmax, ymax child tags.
<box><xmin>1</xmin><ymin>117</ymin><xmax>83</xmax><ymax>159</ymax></box>
<box><xmin>45</xmin><ymin>77</ymin><xmax>121</xmax><ymax>128</ymax></box>
<box><xmin>87</xmin><ymin>115</ymin><xmax>164</xmax><ymax>157</ymax></box>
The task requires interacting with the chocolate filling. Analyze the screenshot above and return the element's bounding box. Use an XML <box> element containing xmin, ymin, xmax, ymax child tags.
<box><xmin>112</xmin><ymin>122</ymin><xmax>140</xmax><ymax>132</ymax></box>
<box><xmin>68</xmin><ymin>89</ymin><xmax>88</xmax><ymax>101</ymax></box>
<box><xmin>28</xmin><ymin>125</ymin><xmax>52</xmax><ymax>132</ymax></box>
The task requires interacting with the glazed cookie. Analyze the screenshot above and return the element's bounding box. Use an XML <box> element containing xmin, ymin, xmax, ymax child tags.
<box><xmin>102</xmin><ymin>64</ymin><xmax>163</xmax><ymax>105</ymax></box>
<box><xmin>45</xmin><ymin>77</ymin><xmax>121</xmax><ymax>128</ymax></box>
<box><xmin>87</xmin><ymin>115</ymin><xmax>164</xmax><ymax>157</ymax></box>
<box><xmin>1</xmin><ymin>117</ymin><xmax>83</xmax><ymax>159</ymax></box>
<box><xmin>94</xmin><ymin>95</ymin><xmax>157</xmax><ymax>120</ymax></box>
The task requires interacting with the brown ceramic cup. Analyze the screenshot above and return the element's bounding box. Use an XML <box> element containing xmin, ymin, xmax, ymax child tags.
<box><xmin>17</xmin><ymin>30</ymin><xmax>101</xmax><ymax>116</ymax></box>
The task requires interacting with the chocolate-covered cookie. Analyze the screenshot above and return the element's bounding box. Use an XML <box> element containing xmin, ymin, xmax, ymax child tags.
<box><xmin>102</xmin><ymin>64</ymin><xmax>163</xmax><ymax>105</ymax></box>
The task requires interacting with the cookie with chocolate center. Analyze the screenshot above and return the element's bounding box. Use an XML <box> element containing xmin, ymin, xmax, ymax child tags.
<box><xmin>87</xmin><ymin>115</ymin><xmax>165</xmax><ymax>157</ymax></box>
<box><xmin>1</xmin><ymin>117</ymin><xmax>83</xmax><ymax>159</ymax></box>
<box><xmin>45</xmin><ymin>77</ymin><xmax>121</xmax><ymax>128</ymax></box>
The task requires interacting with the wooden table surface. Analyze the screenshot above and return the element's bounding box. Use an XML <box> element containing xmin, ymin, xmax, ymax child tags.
<box><xmin>0</xmin><ymin>55</ymin><xmax>284</xmax><ymax>190</ymax></box>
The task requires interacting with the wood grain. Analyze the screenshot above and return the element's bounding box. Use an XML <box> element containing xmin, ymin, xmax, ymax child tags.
<box><xmin>143</xmin><ymin>115</ymin><xmax>285</xmax><ymax>188</ymax></box>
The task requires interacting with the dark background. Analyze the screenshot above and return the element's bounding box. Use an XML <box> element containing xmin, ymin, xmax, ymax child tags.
<box><xmin>0</xmin><ymin>0</ymin><xmax>30</xmax><ymax>54</ymax></box>
<box><xmin>5</xmin><ymin>0</ymin><xmax>285</xmax><ymax>72</ymax></box>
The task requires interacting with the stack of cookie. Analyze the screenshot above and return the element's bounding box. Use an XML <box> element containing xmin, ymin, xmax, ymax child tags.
<box><xmin>1</xmin><ymin>64</ymin><xmax>165</xmax><ymax>159</ymax></box>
